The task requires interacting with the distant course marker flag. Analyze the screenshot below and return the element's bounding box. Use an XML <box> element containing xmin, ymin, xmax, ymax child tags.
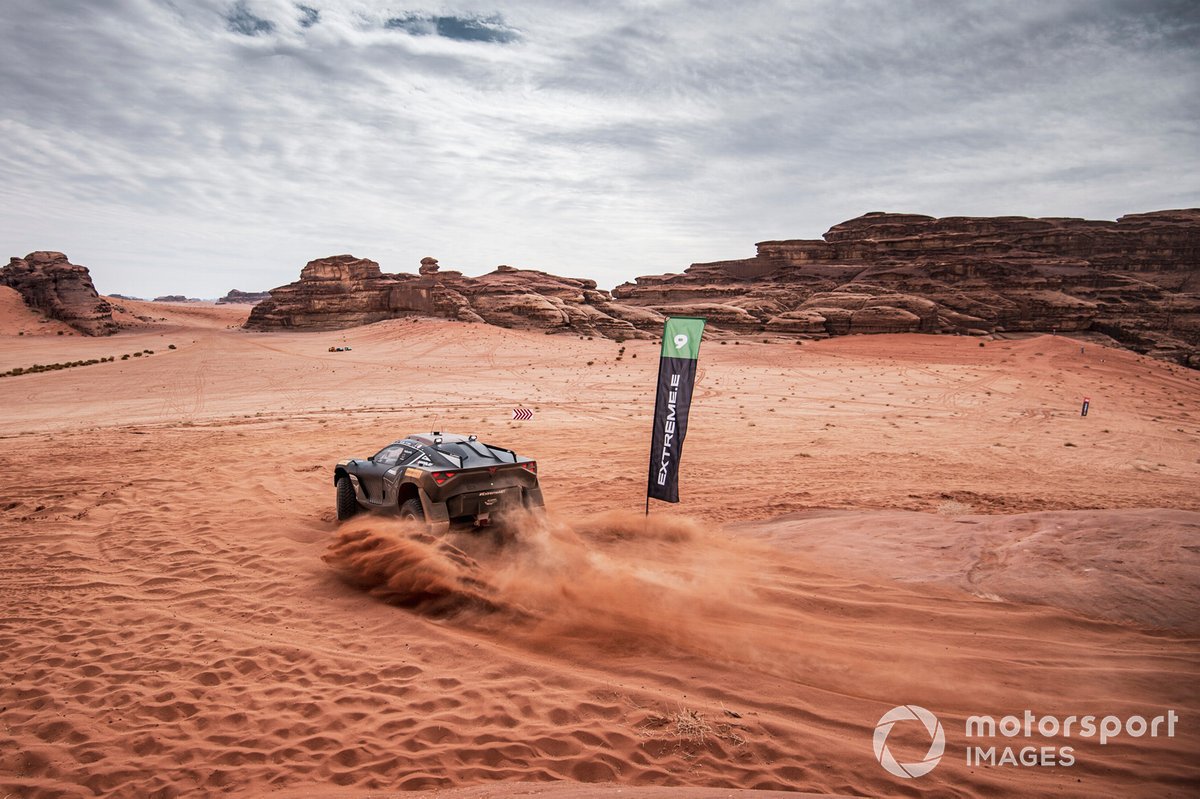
<box><xmin>512</xmin><ymin>407</ymin><xmax>533</xmax><ymax>421</ymax></box>
<box><xmin>1081</xmin><ymin>397</ymin><xmax>1090</xmax><ymax>417</ymax></box>
<box><xmin>646</xmin><ymin>316</ymin><xmax>706</xmax><ymax>513</ymax></box>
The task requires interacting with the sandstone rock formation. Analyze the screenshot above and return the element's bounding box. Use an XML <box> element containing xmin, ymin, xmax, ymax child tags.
<box><xmin>153</xmin><ymin>295</ymin><xmax>201</xmax><ymax>303</ymax></box>
<box><xmin>0</xmin><ymin>252</ymin><xmax>118</xmax><ymax>336</ymax></box>
<box><xmin>245</xmin><ymin>210</ymin><xmax>1199</xmax><ymax>366</ymax></box>
<box><xmin>246</xmin><ymin>255</ymin><xmax>660</xmax><ymax>339</ymax></box>
<box><xmin>612</xmin><ymin>210</ymin><xmax>1200</xmax><ymax>366</ymax></box>
<box><xmin>217</xmin><ymin>289</ymin><xmax>270</xmax><ymax>304</ymax></box>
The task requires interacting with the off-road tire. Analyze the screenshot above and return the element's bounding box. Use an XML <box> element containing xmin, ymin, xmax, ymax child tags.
<box><xmin>336</xmin><ymin>476</ymin><xmax>359</xmax><ymax>521</ymax></box>
<box><xmin>398</xmin><ymin>498</ymin><xmax>425</xmax><ymax>523</ymax></box>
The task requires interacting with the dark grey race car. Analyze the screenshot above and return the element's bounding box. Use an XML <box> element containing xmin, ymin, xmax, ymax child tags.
<box><xmin>334</xmin><ymin>432</ymin><xmax>544</xmax><ymax>533</ymax></box>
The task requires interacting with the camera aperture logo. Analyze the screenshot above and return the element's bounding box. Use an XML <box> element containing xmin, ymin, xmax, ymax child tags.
<box><xmin>873</xmin><ymin>705</ymin><xmax>945</xmax><ymax>778</ymax></box>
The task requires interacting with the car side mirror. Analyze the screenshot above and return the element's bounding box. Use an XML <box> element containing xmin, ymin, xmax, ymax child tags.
<box><xmin>367</xmin><ymin>455</ymin><xmax>374</xmax><ymax>462</ymax></box>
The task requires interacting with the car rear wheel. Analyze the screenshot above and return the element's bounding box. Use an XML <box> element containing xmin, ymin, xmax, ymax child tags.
<box><xmin>336</xmin><ymin>476</ymin><xmax>359</xmax><ymax>521</ymax></box>
<box><xmin>398</xmin><ymin>498</ymin><xmax>425</xmax><ymax>523</ymax></box>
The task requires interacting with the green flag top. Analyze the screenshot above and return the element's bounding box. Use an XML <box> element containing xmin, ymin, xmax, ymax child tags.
<box><xmin>660</xmin><ymin>316</ymin><xmax>706</xmax><ymax>360</ymax></box>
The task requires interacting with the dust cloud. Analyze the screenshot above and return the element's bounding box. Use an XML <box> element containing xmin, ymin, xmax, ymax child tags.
<box><xmin>323</xmin><ymin>510</ymin><xmax>795</xmax><ymax>670</ymax></box>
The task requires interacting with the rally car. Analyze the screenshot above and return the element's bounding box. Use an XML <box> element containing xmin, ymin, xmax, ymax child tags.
<box><xmin>333</xmin><ymin>432</ymin><xmax>544</xmax><ymax>533</ymax></box>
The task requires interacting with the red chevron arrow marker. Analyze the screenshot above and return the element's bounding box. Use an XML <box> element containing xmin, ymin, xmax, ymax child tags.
<box><xmin>512</xmin><ymin>407</ymin><xmax>533</xmax><ymax>421</ymax></box>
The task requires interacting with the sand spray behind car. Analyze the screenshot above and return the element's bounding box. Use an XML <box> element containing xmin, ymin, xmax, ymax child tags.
<box><xmin>323</xmin><ymin>509</ymin><xmax>814</xmax><ymax>680</ymax></box>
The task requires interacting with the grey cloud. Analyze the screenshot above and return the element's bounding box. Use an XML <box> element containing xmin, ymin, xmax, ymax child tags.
<box><xmin>383</xmin><ymin>13</ymin><xmax>519</xmax><ymax>43</ymax></box>
<box><xmin>297</xmin><ymin>4</ymin><xmax>319</xmax><ymax>28</ymax></box>
<box><xmin>0</xmin><ymin>0</ymin><xmax>1196</xmax><ymax>297</ymax></box>
<box><xmin>226</xmin><ymin>1</ymin><xmax>274</xmax><ymax>35</ymax></box>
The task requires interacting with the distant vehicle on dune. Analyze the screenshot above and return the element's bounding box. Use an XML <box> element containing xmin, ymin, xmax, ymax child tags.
<box><xmin>333</xmin><ymin>432</ymin><xmax>544</xmax><ymax>533</ymax></box>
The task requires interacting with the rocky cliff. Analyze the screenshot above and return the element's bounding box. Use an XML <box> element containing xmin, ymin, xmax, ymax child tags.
<box><xmin>612</xmin><ymin>210</ymin><xmax>1200</xmax><ymax>365</ymax></box>
<box><xmin>244</xmin><ymin>210</ymin><xmax>1199</xmax><ymax>366</ymax></box>
<box><xmin>245</xmin><ymin>255</ymin><xmax>661</xmax><ymax>339</ymax></box>
<box><xmin>0</xmin><ymin>252</ymin><xmax>119</xmax><ymax>336</ymax></box>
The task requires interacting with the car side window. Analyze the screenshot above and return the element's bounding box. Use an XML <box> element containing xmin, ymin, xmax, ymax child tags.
<box><xmin>396</xmin><ymin>447</ymin><xmax>421</xmax><ymax>465</ymax></box>
<box><xmin>374</xmin><ymin>445</ymin><xmax>404</xmax><ymax>467</ymax></box>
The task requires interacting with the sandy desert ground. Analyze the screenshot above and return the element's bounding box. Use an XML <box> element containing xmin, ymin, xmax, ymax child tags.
<box><xmin>1</xmin><ymin>299</ymin><xmax>1198</xmax><ymax>798</ymax></box>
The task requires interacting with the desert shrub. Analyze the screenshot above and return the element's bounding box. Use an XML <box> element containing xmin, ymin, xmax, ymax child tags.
<box><xmin>57</xmin><ymin>330</ymin><xmax>64</xmax><ymax>336</ymax></box>
<box><xmin>168</xmin><ymin>344</ymin><xmax>177</xmax><ymax>349</ymax></box>
<box><xmin>121</xmin><ymin>354</ymin><xmax>130</xmax><ymax>360</ymax></box>
<box><xmin>133</xmin><ymin>352</ymin><xmax>142</xmax><ymax>357</ymax></box>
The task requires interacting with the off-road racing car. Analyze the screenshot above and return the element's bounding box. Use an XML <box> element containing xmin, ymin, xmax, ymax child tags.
<box><xmin>333</xmin><ymin>432</ymin><xmax>544</xmax><ymax>533</ymax></box>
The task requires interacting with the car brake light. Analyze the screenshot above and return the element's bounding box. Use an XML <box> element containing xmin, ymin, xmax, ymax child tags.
<box><xmin>432</xmin><ymin>471</ymin><xmax>456</xmax><ymax>485</ymax></box>
<box><xmin>520</xmin><ymin>461</ymin><xmax>537</xmax><ymax>475</ymax></box>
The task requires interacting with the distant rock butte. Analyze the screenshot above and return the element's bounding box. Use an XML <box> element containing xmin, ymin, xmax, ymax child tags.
<box><xmin>245</xmin><ymin>210</ymin><xmax>1199</xmax><ymax>366</ymax></box>
<box><xmin>217</xmin><ymin>289</ymin><xmax>270</xmax><ymax>304</ymax></box>
<box><xmin>153</xmin><ymin>295</ymin><xmax>203</xmax><ymax>303</ymax></box>
<box><xmin>246</xmin><ymin>255</ymin><xmax>661</xmax><ymax>340</ymax></box>
<box><xmin>0</xmin><ymin>252</ymin><xmax>118</xmax><ymax>336</ymax></box>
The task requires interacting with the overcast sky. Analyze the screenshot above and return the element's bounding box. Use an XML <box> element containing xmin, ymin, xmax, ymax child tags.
<box><xmin>2</xmin><ymin>0</ymin><xmax>1197</xmax><ymax>297</ymax></box>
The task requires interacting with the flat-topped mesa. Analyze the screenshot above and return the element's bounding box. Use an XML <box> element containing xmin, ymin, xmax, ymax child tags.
<box><xmin>299</xmin><ymin>254</ymin><xmax>383</xmax><ymax>282</ymax></box>
<box><xmin>217</xmin><ymin>289</ymin><xmax>270</xmax><ymax>304</ymax></box>
<box><xmin>0</xmin><ymin>251</ymin><xmax>118</xmax><ymax>335</ymax></box>
<box><xmin>611</xmin><ymin>209</ymin><xmax>1200</xmax><ymax>366</ymax></box>
<box><xmin>246</xmin><ymin>257</ymin><xmax>660</xmax><ymax>339</ymax></box>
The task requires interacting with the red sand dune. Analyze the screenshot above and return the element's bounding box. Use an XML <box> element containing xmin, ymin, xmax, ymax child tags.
<box><xmin>0</xmin><ymin>308</ymin><xmax>1197</xmax><ymax>798</ymax></box>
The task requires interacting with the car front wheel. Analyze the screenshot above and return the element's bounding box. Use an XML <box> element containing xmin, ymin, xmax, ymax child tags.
<box><xmin>336</xmin><ymin>476</ymin><xmax>359</xmax><ymax>521</ymax></box>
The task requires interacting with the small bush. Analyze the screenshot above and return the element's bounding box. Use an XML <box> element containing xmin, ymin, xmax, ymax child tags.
<box><xmin>133</xmin><ymin>352</ymin><xmax>142</xmax><ymax>357</ymax></box>
<box><xmin>168</xmin><ymin>344</ymin><xmax>177</xmax><ymax>349</ymax></box>
<box><xmin>586</xmin><ymin>360</ymin><xmax>594</xmax><ymax>366</ymax></box>
<box><xmin>121</xmin><ymin>354</ymin><xmax>130</xmax><ymax>360</ymax></box>
<box><xmin>57</xmin><ymin>330</ymin><xmax>64</xmax><ymax>336</ymax></box>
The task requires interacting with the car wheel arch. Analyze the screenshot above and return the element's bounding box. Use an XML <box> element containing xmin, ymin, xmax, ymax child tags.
<box><xmin>395</xmin><ymin>481</ymin><xmax>421</xmax><ymax>509</ymax></box>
